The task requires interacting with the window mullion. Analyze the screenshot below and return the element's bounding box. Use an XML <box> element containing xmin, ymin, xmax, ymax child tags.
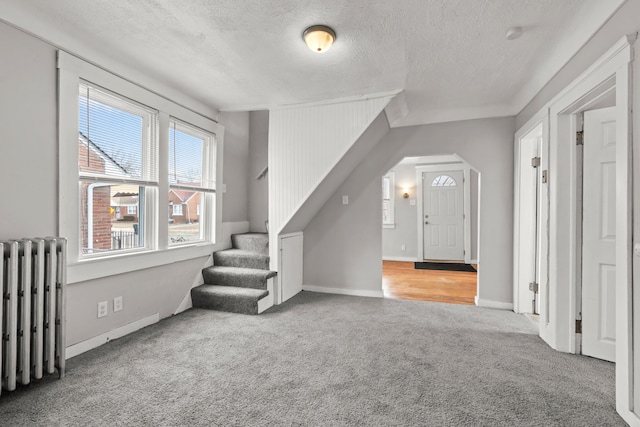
<box><xmin>157</xmin><ymin>113</ymin><xmax>170</xmax><ymax>250</ymax></box>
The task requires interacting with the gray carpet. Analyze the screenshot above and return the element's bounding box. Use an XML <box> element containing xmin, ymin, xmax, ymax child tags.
<box><xmin>0</xmin><ymin>292</ymin><xmax>625</xmax><ymax>426</ymax></box>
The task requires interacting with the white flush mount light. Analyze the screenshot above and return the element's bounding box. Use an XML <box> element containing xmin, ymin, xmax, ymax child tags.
<box><xmin>303</xmin><ymin>25</ymin><xmax>336</xmax><ymax>53</ymax></box>
<box><xmin>506</xmin><ymin>26</ymin><xmax>523</xmax><ymax>40</ymax></box>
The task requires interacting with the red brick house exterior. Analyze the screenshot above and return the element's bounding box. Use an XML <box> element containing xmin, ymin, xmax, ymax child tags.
<box><xmin>168</xmin><ymin>189</ymin><xmax>201</xmax><ymax>224</ymax></box>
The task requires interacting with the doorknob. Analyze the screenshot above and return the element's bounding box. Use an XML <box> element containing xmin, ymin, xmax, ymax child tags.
<box><xmin>425</xmin><ymin>221</ymin><xmax>429</xmax><ymax>224</ymax></box>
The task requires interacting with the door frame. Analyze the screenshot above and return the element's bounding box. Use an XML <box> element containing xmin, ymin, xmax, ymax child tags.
<box><xmin>513</xmin><ymin>121</ymin><xmax>545</xmax><ymax>314</ymax></box>
<box><xmin>416</xmin><ymin>163</ymin><xmax>471</xmax><ymax>264</ymax></box>
<box><xmin>514</xmin><ymin>35</ymin><xmax>634</xmax><ymax>423</ymax></box>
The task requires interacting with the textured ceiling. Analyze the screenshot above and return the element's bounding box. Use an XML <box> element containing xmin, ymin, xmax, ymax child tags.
<box><xmin>0</xmin><ymin>0</ymin><xmax>625</xmax><ymax>126</ymax></box>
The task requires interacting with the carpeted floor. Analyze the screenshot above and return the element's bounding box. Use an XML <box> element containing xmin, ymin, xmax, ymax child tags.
<box><xmin>0</xmin><ymin>291</ymin><xmax>625</xmax><ymax>426</ymax></box>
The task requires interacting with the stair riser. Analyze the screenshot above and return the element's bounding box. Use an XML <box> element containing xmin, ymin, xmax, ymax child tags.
<box><xmin>202</xmin><ymin>270</ymin><xmax>267</xmax><ymax>289</ymax></box>
<box><xmin>231</xmin><ymin>234</ymin><xmax>269</xmax><ymax>255</ymax></box>
<box><xmin>191</xmin><ymin>291</ymin><xmax>259</xmax><ymax>315</ymax></box>
<box><xmin>213</xmin><ymin>253</ymin><xmax>269</xmax><ymax>270</ymax></box>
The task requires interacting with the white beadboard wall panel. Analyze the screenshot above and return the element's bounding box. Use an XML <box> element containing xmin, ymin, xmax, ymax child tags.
<box><xmin>268</xmin><ymin>96</ymin><xmax>392</xmax><ymax>267</ymax></box>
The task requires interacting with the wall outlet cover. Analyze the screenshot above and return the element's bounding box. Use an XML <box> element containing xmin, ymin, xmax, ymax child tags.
<box><xmin>342</xmin><ymin>195</ymin><xmax>349</xmax><ymax>205</ymax></box>
<box><xmin>97</xmin><ymin>301</ymin><xmax>108</xmax><ymax>318</ymax></box>
<box><xmin>114</xmin><ymin>296</ymin><xmax>123</xmax><ymax>312</ymax></box>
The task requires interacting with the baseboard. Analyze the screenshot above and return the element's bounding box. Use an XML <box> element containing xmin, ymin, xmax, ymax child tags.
<box><xmin>475</xmin><ymin>297</ymin><xmax>513</xmax><ymax>310</ymax></box>
<box><xmin>303</xmin><ymin>285</ymin><xmax>383</xmax><ymax>298</ymax></box>
<box><xmin>470</xmin><ymin>259</ymin><xmax>478</xmax><ymax>264</ymax></box>
<box><xmin>382</xmin><ymin>256</ymin><xmax>417</xmax><ymax>262</ymax></box>
<box><xmin>66</xmin><ymin>313</ymin><xmax>160</xmax><ymax>359</ymax></box>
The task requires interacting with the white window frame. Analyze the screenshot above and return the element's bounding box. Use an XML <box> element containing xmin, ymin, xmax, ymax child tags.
<box><xmin>172</xmin><ymin>204</ymin><xmax>183</xmax><ymax>216</ymax></box>
<box><xmin>127</xmin><ymin>206</ymin><xmax>137</xmax><ymax>215</ymax></box>
<box><xmin>168</xmin><ymin>118</ymin><xmax>216</xmax><ymax>246</ymax></box>
<box><xmin>58</xmin><ymin>51</ymin><xmax>224</xmax><ymax>284</ymax></box>
<box><xmin>382</xmin><ymin>172</ymin><xmax>395</xmax><ymax>228</ymax></box>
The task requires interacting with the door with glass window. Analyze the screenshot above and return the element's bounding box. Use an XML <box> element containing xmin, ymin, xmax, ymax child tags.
<box><xmin>422</xmin><ymin>171</ymin><xmax>464</xmax><ymax>261</ymax></box>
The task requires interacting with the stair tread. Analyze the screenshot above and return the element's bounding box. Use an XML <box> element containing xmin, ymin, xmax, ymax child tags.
<box><xmin>215</xmin><ymin>249</ymin><xmax>269</xmax><ymax>258</ymax></box>
<box><xmin>192</xmin><ymin>284</ymin><xmax>268</xmax><ymax>299</ymax></box>
<box><xmin>203</xmin><ymin>265</ymin><xmax>277</xmax><ymax>278</ymax></box>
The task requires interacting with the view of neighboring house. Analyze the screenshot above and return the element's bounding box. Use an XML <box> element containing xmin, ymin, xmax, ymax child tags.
<box><xmin>168</xmin><ymin>189</ymin><xmax>200</xmax><ymax>224</ymax></box>
<box><xmin>78</xmin><ymin>133</ymin><xmax>137</xmax><ymax>252</ymax></box>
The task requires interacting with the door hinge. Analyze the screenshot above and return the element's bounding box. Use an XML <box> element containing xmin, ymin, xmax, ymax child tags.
<box><xmin>541</xmin><ymin>170</ymin><xmax>548</xmax><ymax>184</ymax></box>
<box><xmin>531</xmin><ymin>157</ymin><xmax>541</xmax><ymax>168</ymax></box>
<box><xmin>576</xmin><ymin>319</ymin><xmax>582</xmax><ymax>334</ymax></box>
<box><xmin>529</xmin><ymin>282</ymin><xmax>539</xmax><ymax>293</ymax></box>
<box><xmin>576</xmin><ymin>131</ymin><xmax>584</xmax><ymax>146</ymax></box>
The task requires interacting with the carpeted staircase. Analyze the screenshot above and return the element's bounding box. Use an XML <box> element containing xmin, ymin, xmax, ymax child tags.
<box><xmin>191</xmin><ymin>233</ymin><xmax>276</xmax><ymax>315</ymax></box>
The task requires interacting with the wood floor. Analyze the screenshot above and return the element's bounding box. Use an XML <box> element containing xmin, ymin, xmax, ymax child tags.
<box><xmin>382</xmin><ymin>261</ymin><xmax>477</xmax><ymax>305</ymax></box>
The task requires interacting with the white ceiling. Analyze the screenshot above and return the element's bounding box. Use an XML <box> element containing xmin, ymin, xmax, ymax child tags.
<box><xmin>0</xmin><ymin>0</ymin><xmax>625</xmax><ymax>126</ymax></box>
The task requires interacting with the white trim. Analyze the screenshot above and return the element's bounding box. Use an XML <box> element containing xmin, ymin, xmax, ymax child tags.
<box><xmin>475</xmin><ymin>297</ymin><xmax>514</xmax><ymax>311</ymax></box>
<box><xmin>65</xmin><ymin>313</ymin><xmax>160</xmax><ymax>359</ymax></box>
<box><xmin>415</xmin><ymin>163</ymin><xmax>472</xmax><ymax>264</ymax></box>
<box><xmin>303</xmin><ymin>285</ymin><xmax>383</xmax><ymax>299</ymax></box>
<box><xmin>383</xmin><ymin>256</ymin><xmax>417</xmax><ymax>262</ymax></box>
<box><xmin>257</xmin><ymin>277</ymin><xmax>275</xmax><ymax>313</ymax></box>
<box><xmin>382</xmin><ymin>224</ymin><xmax>396</xmax><ymax>229</ymax></box>
<box><xmin>513</xmin><ymin>35</ymin><xmax>636</xmax><ymax>423</ymax></box>
<box><xmin>277</xmin><ymin>232</ymin><xmax>304</xmax><ymax>305</ymax></box>
<box><xmin>470</xmin><ymin>259</ymin><xmax>478</xmax><ymax>264</ymax></box>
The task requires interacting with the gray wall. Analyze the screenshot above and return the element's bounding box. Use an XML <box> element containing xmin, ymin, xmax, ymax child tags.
<box><xmin>304</xmin><ymin>117</ymin><xmax>514</xmax><ymax>305</ymax></box>
<box><xmin>517</xmin><ymin>0</ymin><xmax>640</xmax><ymax>128</ymax></box>
<box><xmin>248</xmin><ymin>110</ymin><xmax>269</xmax><ymax>232</ymax></box>
<box><xmin>382</xmin><ymin>162</ymin><xmax>479</xmax><ymax>261</ymax></box>
<box><xmin>0</xmin><ymin>22</ymin><xmax>249</xmax><ymax>346</ymax></box>
<box><xmin>219</xmin><ymin>111</ymin><xmax>249</xmax><ymax>223</ymax></box>
<box><xmin>382</xmin><ymin>163</ymin><xmax>419</xmax><ymax>259</ymax></box>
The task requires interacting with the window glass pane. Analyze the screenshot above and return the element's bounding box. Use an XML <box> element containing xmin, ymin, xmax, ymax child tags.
<box><xmin>382</xmin><ymin>200</ymin><xmax>390</xmax><ymax>223</ymax></box>
<box><xmin>169</xmin><ymin>123</ymin><xmax>204</xmax><ymax>188</ymax></box>
<box><xmin>431</xmin><ymin>175</ymin><xmax>456</xmax><ymax>187</ymax></box>
<box><xmin>169</xmin><ymin>190</ymin><xmax>203</xmax><ymax>244</ymax></box>
<box><xmin>80</xmin><ymin>182</ymin><xmax>144</xmax><ymax>254</ymax></box>
<box><xmin>79</xmin><ymin>85</ymin><xmax>148</xmax><ymax>180</ymax></box>
<box><xmin>382</xmin><ymin>177</ymin><xmax>390</xmax><ymax>200</ymax></box>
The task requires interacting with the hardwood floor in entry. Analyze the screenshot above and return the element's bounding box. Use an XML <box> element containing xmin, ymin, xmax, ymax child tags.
<box><xmin>382</xmin><ymin>261</ymin><xmax>477</xmax><ymax>305</ymax></box>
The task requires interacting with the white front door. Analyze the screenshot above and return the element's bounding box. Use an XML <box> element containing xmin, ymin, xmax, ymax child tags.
<box><xmin>422</xmin><ymin>170</ymin><xmax>464</xmax><ymax>261</ymax></box>
<box><xmin>581</xmin><ymin>107</ymin><xmax>616</xmax><ymax>362</ymax></box>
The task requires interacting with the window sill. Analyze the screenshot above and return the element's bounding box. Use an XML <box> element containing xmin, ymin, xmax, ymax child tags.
<box><xmin>68</xmin><ymin>242</ymin><xmax>215</xmax><ymax>284</ymax></box>
<box><xmin>383</xmin><ymin>224</ymin><xmax>396</xmax><ymax>229</ymax></box>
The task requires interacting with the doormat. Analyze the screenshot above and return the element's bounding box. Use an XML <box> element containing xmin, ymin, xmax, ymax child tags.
<box><xmin>414</xmin><ymin>262</ymin><xmax>476</xmax><ymax>272</ymax></box>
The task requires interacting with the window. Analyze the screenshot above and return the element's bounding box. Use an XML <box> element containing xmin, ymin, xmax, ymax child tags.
<box><xmin>78</xmin><ymin>82</ymin><xmax>157</xmax><ymax>255</ymax></box>
<box><xmin>168</xmin><ymin>119</ymin><xmax>215</xmax><ymax>245</ymax></box>
<box><xmin>382</xmin><ymin>172</ymin><xmax>395</xmax><ymax>228</ymax></box>
<box><xmin>431</xmin><ymin>175</ymin><xmax>456</xmax><ymax>187</ymax></box>
<box><xmin>59</xmin><ymin>51</ymin><xmax>223</xmax><ymax>276</ymax></box>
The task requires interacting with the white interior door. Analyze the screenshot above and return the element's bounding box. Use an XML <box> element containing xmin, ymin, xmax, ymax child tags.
<box><xmin>517</xmin><ymin>135</ymin><xmax>542</xmax><ymax>314</ymax></box>
<box><xmin>279</xmin><ymin>233</ymin><xmax>303</xmax><ymax>303</ymax></box>
<box><xmin>423</xmin><ymin>170</ymin><xmax>464</xmax><ymax>261</ymax></box>
<box><xmin>582</xmin><ymin>107</ymin><xmax>616</xmax><ymax>362</ymax></box>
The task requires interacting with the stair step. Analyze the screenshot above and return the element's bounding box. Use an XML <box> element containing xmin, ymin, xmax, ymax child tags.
<box><xmin>191</xmin><ymin>285</ymin><xmax>268</xmax><ymax>315</ymax></box>
<box><xmin>202</xmin><ymin>266</ymin><xmax>277</xmax><ymax>289</ymax></box>
<box><xmin>231</xmin><ymin>233</ymin><xmax>269</xmax><ymax>255</ymax></box>
<box><xmin>213</xmin><ymin>249</ymin><xmax>270</xmax><ymax>270</ymax></box>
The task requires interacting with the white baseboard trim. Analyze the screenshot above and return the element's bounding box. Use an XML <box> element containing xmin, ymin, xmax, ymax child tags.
<box><xmin>382</xmin><ymin>256</ymin><xmax>417</xmax><ymax>262</ymax></box>
<box><xmin>66</xmin><ymin>313</ymin><xmax>160</xmax><ymax>360</ymax></box>
<box><xmin>470</xmin><ymin>259</ymin><xmax>478</xmax><ymax>264</ymax></box>
<box><xmin>475</xmin><ymin>297</ymin><xmax>513</xmax><ymax>310</ymax></box>
<box><xmin>303</xmin><ymin>285</ymin><xmax>383</xmax><ymax>298</ymax></box>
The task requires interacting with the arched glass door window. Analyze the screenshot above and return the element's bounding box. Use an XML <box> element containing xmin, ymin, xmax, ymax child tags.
<box><xmin>431</xmin><ymin>175</ymin><xmax>456</xmax><ymax>187</ymax></box>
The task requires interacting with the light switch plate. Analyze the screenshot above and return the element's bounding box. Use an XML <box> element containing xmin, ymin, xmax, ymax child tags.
<box><xmin>342</xmin><ymin>195</ymin><xmax>349</xmax><ymax>205</ymax></box>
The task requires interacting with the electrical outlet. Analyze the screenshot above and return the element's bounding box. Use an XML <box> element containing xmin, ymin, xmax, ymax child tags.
<box><xmin>401</xmin><ymin>245</ymin><xmax>406</xmax><ymax>251</ymax></box>
<box><xmin>114</xmin><ymin>296</ymin><xmax>123</xmax><ymax>312</ymax></box>
<box><xmin>342</xmin><ymin>195</ymin><xmax>349</xmax><ymax>205</ymax></box>
<box><xmin>97</xmin><ymin>301</ymin><xmax>108</xmax><ymax>318</ymax></box>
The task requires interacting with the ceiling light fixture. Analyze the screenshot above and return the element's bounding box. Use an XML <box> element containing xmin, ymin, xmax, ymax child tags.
<box><xmin>303</xmin><ymin>25</ymin><xmax>336</xmax><ymax>53</ymax></box>
<box><xmin>506</xmin><ymin>26</ymin><xmax>523</xmax><ymax>40</ymax></box>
